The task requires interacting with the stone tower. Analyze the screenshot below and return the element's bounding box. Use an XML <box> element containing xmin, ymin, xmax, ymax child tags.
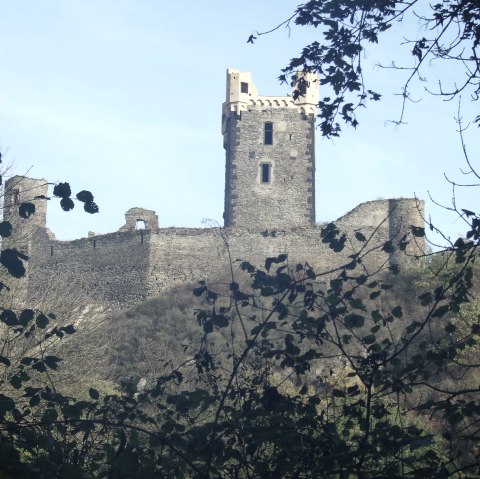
<box><xmin>222</xmin><ymin>69</ymin><xmax>318</xmax><ymax>229</ymax></box>
<box><xmin>2</xmin><ymin>176</ymin><xmax>48</xmax><ymax>305</ymax></box>
<box><xmin>3</xmin><ymin>176</ymin><xmax>48</xmax><ymax>250</ymax></box>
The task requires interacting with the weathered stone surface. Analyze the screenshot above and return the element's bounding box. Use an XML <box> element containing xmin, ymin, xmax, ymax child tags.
<box><xmin>222</xmin><ymin>69</ymin><xmax>317</xmax><ymax>229</ymax></box>
<box><xmin>4</xmin><ymin>197</ymin><xmax>423</xmax><ymax>311</ymax></box>
<box><xmin>2</xmin><ymin>70</ymin><xmax>425</xmax><ymax>311</ymax></box>
<box><xmin>118</xmin><ymin>207</ymin><xmax>159</xmax><ymax>232</ymax></box>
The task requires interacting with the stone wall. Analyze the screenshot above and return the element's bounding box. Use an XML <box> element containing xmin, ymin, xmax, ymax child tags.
<box><xmin>118</xmin><ymin>207</ymin><xmax>159</xmax><ymax>232</ymax></box>
<box><xmin>1</xmin><ymin>69</ymin><xmax>425</xmax><ymax>312</ymax></box>
<box><xmin>13</xmin><ymin>197</ymin><xmax>424</xmax><ymax>311</ymax></box>
<box><xmin>27</xmin><ymin>228</ymin><xmax>152</xmax><ymax>310</ymax></box>
<box><xmin>223</xmin><ymin>108</ymin><xmax>316</xmax><ymax>229</ymax></box>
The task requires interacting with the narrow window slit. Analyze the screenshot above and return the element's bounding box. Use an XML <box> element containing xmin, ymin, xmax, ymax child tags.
<box><xmin>260</xmin><ymin>163</ymin><xmax>271</xmax><ymax>184</ymax></box>
<box><xmin>264</xmin><ymin>122</ymin><xmax>273</xmax><ymax>145</ymax></box>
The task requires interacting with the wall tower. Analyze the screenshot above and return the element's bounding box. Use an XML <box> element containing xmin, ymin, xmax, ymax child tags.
<box><xmin>222</xmin><ymin>69</ymin><xmax>319</xmax><ymax>229</ymax></box>
<box><xmin>2</xmin><ymin>176</ymin><xmax>48</xmax><ymax>305</ymax></box>
<box><xmin>3</xmin><ymin>175</ymin><xmax>48</xmax><ymax>248</ymax></box>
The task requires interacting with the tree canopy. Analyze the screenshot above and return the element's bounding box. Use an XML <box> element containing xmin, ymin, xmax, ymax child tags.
<box><xmin>251</xmin><ymin>0</ymin><xmax>480</xmax><ymax>137</ymax></box>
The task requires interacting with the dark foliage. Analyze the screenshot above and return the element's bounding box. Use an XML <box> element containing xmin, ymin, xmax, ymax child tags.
<box><xmin>251</xmin><ymin>0</ymin><xmax>479</xmax><ymax>136</ymax></box>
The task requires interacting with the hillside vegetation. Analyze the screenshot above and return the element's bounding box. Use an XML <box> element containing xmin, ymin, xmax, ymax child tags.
<box><xmin>2</xmin><ymin>211</ymin><xmax>480</xmax><ymax>477</ymax></box>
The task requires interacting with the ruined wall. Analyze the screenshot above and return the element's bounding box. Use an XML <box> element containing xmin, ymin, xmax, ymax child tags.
<box><xmin>15</xmin><ymin>197</ymin><xmax>423</xmax><ymax>311</ymax></box>
<box><xmin>145</xmin><ymin>198</ymin><xmax>424</xmax><ymax>302</ymax></box>
<box><xmin>27</xmin><ymin>229</ymin><xmax>152</xmax><ymax>310</ymax></box>
<box><xmin>118</xmin><ymin>207</ymin><xmax>159</xmax><ymax>232</ymax></box>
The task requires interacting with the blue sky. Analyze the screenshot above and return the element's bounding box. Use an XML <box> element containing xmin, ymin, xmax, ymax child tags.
<box><xmin>0</xmin><ymin>1</ymin><xmax>478</xmax><ymax>245</ymax></box>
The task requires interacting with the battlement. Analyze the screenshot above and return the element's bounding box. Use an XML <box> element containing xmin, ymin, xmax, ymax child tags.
<box><xmin>1</xmin><ymin>69</ymin><xmax>425</xmax><ymax>312</ymax></box>
<box><xmin>222</xmin><ymin>69</ymin><xmax>318</xmax><ymax>135</ymax></box>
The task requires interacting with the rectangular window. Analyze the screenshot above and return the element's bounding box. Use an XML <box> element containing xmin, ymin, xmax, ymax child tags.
<box><xmin>264</xmin><ymin>122</ymin><xmax>273</xmax><ymax>145</ymax></box>
<box><xmin>241</xmin><ymin>82</ymin><xmax>249</xmax><ymax>94</ymax></box>
<box><xmin>261</xmin><ymin>163</ymin><xmax>271</xmax><ymax>184</ymax></box>
<box><xmin>298</xmin><ymin>79</ymin><xmax>307</xmax><ymax>96</ymax></box>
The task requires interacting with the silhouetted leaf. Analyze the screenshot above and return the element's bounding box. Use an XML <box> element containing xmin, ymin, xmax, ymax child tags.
<box><xmin>0</xmin><ymin>249</ymin><xmax>27</xmax><ymax>278</ymax></box>
<box><xmin>432</xmin><ymin>305</ymin><xmax>449</xmax><ymax>318</ymax></box>
<box><xmin>0</xmin><ymin>221</ymin><xmax>12</xmax><ymax>237</ymax></box>
<box><xmin>392</xmin><ymin>306</ymin><xmax>403</xmax><ymax>318</ymax></box>
<box><xmin>89</xmin><ymin>388</ymin><xmax>100</xmax><ymax>400</ymax></box>
<box><xmin>0</xmin><ymin>356</ymin><xmax>10</xmax><ymax>367</ymax></box>
<box><xmin>36</xmin><ymin>314</ymin><xmax>49</xmax><ymax>329</ymax></box>
<box><xmin>10</xmin><ymin>375</ymin><xmax>22</xmax><ymax>389</ymax></box>
<box><xmin>355</xmin><ymin>231</ymin><xmax>366</xmax><ymax>241</ymax></box>
<box><xmin>44</xmin><ymin>356</ymin><xmax>61</xmax><ymax>370</ymax></box>
<box><xmin>19</xmin><ymin>309</ymin><xmax>34</xmax><ymax>326</ymax></box>
<box><xmin>370</xmin><ymin>291</ymin><xmax>381</xmax><ymax>300</ymax></box>
<box><xmin>61</xmin><ymin>324</ymin><xmax>76</xmax><ymax>335</ymax></box>
<box><xmin>53</xmin><ymin>182</ymin><xmax>71</xmax><ymax>198</ymax></box>
<box><xmin>344</xmin><ymin>313</ymin><xmax>364</xmax><ymax>328</ymax></box>
<box><xmin>19</xmin><ymin>202</ymin><xmax>35</xmax><ymax>219</ymax></box>
<box><xmin>382</xmin><ymin>241</ymin><xmax>395</xmax><ymax>253</ymax></box>
<box><xmin>413</xmin><ymin>437</ymin><xmax>436</xmax><ymax>454</ymax></box>
<box><xmin>445</xmin><ymin>322</ymin><xmax>456</xmax><ymax>333</ymax></box>
<box><xmin>60</xmin><ymin>197</ymin><xmax>75</xmax><ymax>211</ymax></box>
<box><xmin>76</xmin><ymin>190</ymin><xmax>94</xmax><ymax>203</ymax></box>
<box><xmin>0</xmin><ymin>310</ymin><xmax>18</xmax><ymax>326</ymax></box>
<box><xmin>410</xmin><ymin>226</ymin><xmax>425</xmax><ymax>237</ymax></box>
<box><xmin>212</xmin><ymin>314</ymin><xmax>229</xmax><ymax>328</ymax></box>
<box><xmin>84</xmin><ymin>201</ymin><xmax>99</xmax><ymax>214</ymax></box>
<box><xmin>265</xmin><ymin>254</ymin><xmax>287</xmax><ymax>271</ymax></box>
<box><xmin>363</xmin><ymin>334</ymin><xmax>376</xmax><ymax>344</ymax></box>
<box><xmin>418</xmin><ymin>292</ymin><xmax>433</xmax><ymax>306</ymax></box>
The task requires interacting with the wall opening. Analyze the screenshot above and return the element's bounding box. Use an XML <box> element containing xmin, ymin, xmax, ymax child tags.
<box><xmin>298</xmin><ymin>79</ymin><xmax>308</xmax><ymax>96</ymax></box>
<box><xmin>136</xmin><ymin>219</ymin><xmax>146</xmax><ymax>230</ymax></box>
<box><xmin>264</xmin><ymin>122</ymin><xmax>273</xmax><ymax>145</ymax></box>
<box><xmin>260</xmin><ymin>163</ymin><xmax>271</xmax><ymax>184</ymax></box>
<box><xmin>241</xmin><ymin>82</ymin><xmax>249</xmax><ymax>94</ymax></box>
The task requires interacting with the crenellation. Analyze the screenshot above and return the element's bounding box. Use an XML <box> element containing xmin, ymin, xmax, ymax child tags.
<box><xmin>2</xmin><ymin>69</ymin><xmax>425</xmax><ymax>311</ymax></box>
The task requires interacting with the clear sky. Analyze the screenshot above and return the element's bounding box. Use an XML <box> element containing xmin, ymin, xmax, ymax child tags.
<box><xmin>0</xmin><ymin>1</ymin><xmax>478</xmax><ymax>246</ymax></box>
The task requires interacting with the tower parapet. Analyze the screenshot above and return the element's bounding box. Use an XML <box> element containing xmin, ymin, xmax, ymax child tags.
<box><xmin>222</xmin><ymin>69</ymin><xmax>318</xmax><ymax>135</ymax></box>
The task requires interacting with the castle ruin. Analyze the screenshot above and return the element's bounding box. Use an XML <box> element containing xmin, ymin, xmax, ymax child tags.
<box><xmin>3</xmin><ymin>70</ymin><xmax>425</xmax><ymax>311</ymax></box>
